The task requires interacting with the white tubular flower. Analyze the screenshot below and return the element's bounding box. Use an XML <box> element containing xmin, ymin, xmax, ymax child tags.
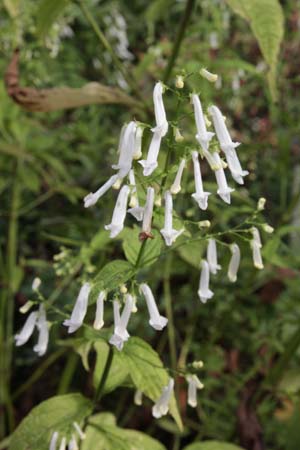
<box><xmin>133</xmin><ymin>124</ymin><xmax>144</xmax><ymax>160</ymax></box>
<box><xmin>140</xmin><ymin>283</ymin><xmax>168</xmax><ymax>331</ymax></box>
<box><xmin>191</xmin><ymin>151</ymin><xmax>211</xmax><ymax>210</ymax></box>
<box><xmin>160</xmin><ymin>191</ymin><xmax>184</xmax><ymax>246</ymax></box>
<box><xmin>68</xmin><ymin>436</ymin><xmax>78</xmax><ymax>450</ymax></box>
<box><xmin>170</xmin><ymin>159</ymin><xmax>186</xmax><ymax>195</ymax></box>
<box><xmin>73</xmin><ymin>422</ymin><xmax>86</xmax><ymax>440</ymax></box>
<box><xmin>207</xmin><ymin>239</ymin><xmax>221</xmax><ymax>275</ymax></box>
<box><xmin>200</xmin><ymin>68</ymin><xmax>218</xmax><ymax>83</ymax></box>
<box><xmin>32</xmin><ymin>277</ymin><xmax>41</xmax><ymax>291</ymax></box>
<box><xmin>202</xmin><ymin>149</ymin><xmax>223</xmax><ymax>171</ymax></box>
<box><xmin>63</xmin><ymin>283</ymin><xmax>91</xmax><ymax>333</ymax></box>
<box><xmin>142</xmin><ymin>187</ymin><xmax>155</xmax><ymax>235</ymax></box>
<box><xmin>213</xmin><ymin>152</ymin><xmax>234</xmax><ymax>204</ymax></box>
<box><xmin>192</xmin><ymin>94</ymin><xmax>214</xmax><ymax>151</ymax></box>
<box><xmin>105</xmin><ymin>185</ymin><xmax>130</xmax><ymax>238</ymax></box>
<box><xmin>139</xmin><ymin>130</ymin><xmax>162</xmax><ymax>176</ymax></box>
<box><xmin>186</xmin><ymin>374</ymin><xmax>204</xmax><ymax>408</ymax></box>
<box><xmin>198</xmin><ymin>260</ymin><xmax>214</xmax><ymax>303</ymax></box>
<box><xmin>58</xmin><ymin>437</ymin><xmax>66</xmax><ymax>450</ymax></box>
<box><xmin>152</xmin><ymin>378</ymin><xmax>174</xmax><ymax>418</ymax></box>
<box><xmin>15</xmin><ymin>311</ymin><xmax>38</xmax><ymax>347</ymax></box>
<box><xmin>134</xmin><ymin>389</ymin><xmax>143</xmax><ymax>405</ymax></box>
<box><xmin>228</xmin><ymin>243</ymin><xmax>240</xmax><ymax>283</ymax></box>
<box><xmin>152</xmin><ymin>82</ymin><xmax>168</xmax><ymax>137</ymax></box>
<box><xmin>93</xmin><ymin>291</ymin><xmax>106</xmax><ymax>330</ymax></box>
<box><xmin>112</xmin><ymin>121</ymin><xmax>137</xmax><ymax>178</ymax></box>
<box><xmin>84</xmin><ymin>174</ymin><xmax>119</xmax><ymax>208</ymax></box>
<box><xmin>251</xmin><ymin>227</ymin><xmax>264</xmax><ymax>269</ymax></box>
<box><xmin>109</xmin><ymin>295</ymin><xmax>133</xmax><ymax>351</ymax></box>
<box><xmin>33</xmin><ymin>304</ymin><xmax>49</xmax><ymax>357</ymax></box>
<box><xmin>208</xmin><ymin>105</ymin><xmax>248</xmax><ymax>184</ymax></box>
<box><xmin>127</xmin><ymin>169</ymin><xmax>144</xmax><ymax>221</ymax></box>
<box><xmin>49</xmin><ymin>431</ymin><xmax>59</xmax><ymax>450</ymax></box>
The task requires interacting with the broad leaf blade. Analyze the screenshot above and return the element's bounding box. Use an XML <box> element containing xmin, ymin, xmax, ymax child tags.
<box><xmin>183</xmin><ymin>442</ymin><xmax>246</xmax><ymax>450</ymax></box>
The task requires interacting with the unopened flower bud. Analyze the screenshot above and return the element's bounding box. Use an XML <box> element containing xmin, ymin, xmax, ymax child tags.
<box><xmin>200</xmin><ymin>68</ymin><xmax>218</xmax><ymax>83</ymax></box>
<box><xmin>175</xmin><ymin>75</ymin><xmax>184</xmax><ymax>89</ymax></box>
<box><xmin>112</xmin><ymin>178</ymin><xmax>122</xmax><ymax>190</ymax></box>
<box><xmin>32</xmin><ymin>277</ymin><xmax>41</xmax><ymax>292</ymax></box>
<box><xmin>120</xmin><ymin>284</ymin><xmax>128</xmax><ymax>294</ymax></box>
<box><xmin>192</xmin><ymin>360</ymin><xmax>204</xmax><ymax>369</ymax></box>
<box><xmin>174</xmin><ymin>127</ymin><xmax>184</xmax><ymax>142</ymax></box>
<box><xmin>262</xmin><ymin>223</ymin><xmax>274</xmax><ymax>234</ymax></box>
<box><xmin>19</xmin><ymin>300</ymin><xmax>35</xmax><ymax>314</ymax></box>
<box><xmin>257</xmin><ymin>197</ymin><xmax>266</xmax><ymax>211</ymax></box>
<box><xmin>198</xmin><ymin>220</ymin><xmax>211</xmax><ymax>228</ymax></box>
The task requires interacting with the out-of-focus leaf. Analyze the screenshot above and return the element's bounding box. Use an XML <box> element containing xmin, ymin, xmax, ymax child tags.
<box><xmin>36</xmin><ymin>0</ymin><xmax>70</xmax><ymax>38</ymax></box>
<box><xmin>183</xmin><ymin>441</ymin><xmax>246</xmax><ymax>450</ymax></box>
<box><xmin>3</xmin><ymin>0</ymin><xmax>20</xmax><ymax>18</ymax></box>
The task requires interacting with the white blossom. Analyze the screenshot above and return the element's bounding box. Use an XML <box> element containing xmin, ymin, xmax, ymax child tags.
<box><xmin>170</xmin><ymin>159</ymin><xmax>186</xmax><ymax>195</ymax></box>
<box><xmin>192</xmin><ymin>94</ymin><xmax>214</xmax><ymax>151</ymax></box>
<box><xmin>152</xmin><ymin>378</ymin><xmax>174</xmax><ymax>418</ymax></box>
<box><xmin>15</xmin><ymin>311</ymin><xmax>38</xmax><ymax>347</ymax></box>
<box><xmin>140</xmin><ymin>283</ymin><xmax>168</xmax><ymax>331</ymax></box>
<box><xmin>127</xmin><ymin>169</ymin><xmax>144</xmax><ymax>221</ymax></box>
<box><xmin>133</xmin><ymin>124</ymin><xmax>144</xmax><ymax>160</ymax></box>
<box><xmin>49</xmin><ymin>431</ymin><xmax>59</xmax><ymax>450</ymax></box>
<box><xmin>142</xmin><ymin>187</ymin><xmax>155</xmax><ymax>235</ymax></box>
<box><xmin>139</xmin><ymin>130</ymin><xmax>162</xmax><ymax>176</ymax></box>
<box><xmin>134</xmin><ymin>389</ymin><xmax>143</xmax><ymax>405</ymax></box>
<box><xmin>160</xmin><ymin>191</ymin><xmax>184</xmax><ymax>246</ymax></box>
<box><xmin>112</xmin><ymin>121</ymin><xmax>137</xmax><ymax>178</ymax></box>
<box><xmin>207</xmin><ymin>239</ymin><xmax>221</xmax><ymax>275</ymax></box>
<box><xmin>199</xmin><ymin>68</ymin><xmax>218</xmax><ymax>83</ymax></box>
<box><xmin>202</xmin><ymin>149</ymin><xmax>223</xmax><ymax>171</ymax></box>
<box><xmin>105</xmin><ymin>185</ymin><xmax>130</xmax><ymax>238</ymax></box>
<box><xmin>68</xmin><ymin>436</ymin><xmax>78</xmax><ymax>450</ymax></box>
<box><xmin>63</xmin><ymin>283</ymin><xmax>91</xmax><ymax>333</ymax></box>
<box><xmin>186</xmin><ymin>374</ymin><xmax>204</xmax><ymax>407</ymax></box>
<box><xmin>250</xmin><ymin>227</ymin><xmax>264</xmax><ymax>269</ymax></box>
<box><xmin>58</xmin><ymin>437</ymin><xmax>66</xmax><ymax>450</ymax></box>
<box><xmin>84</xmin><ymin>174</ymin><xmax>119</xmax><ymax>208</ymax></box>
<box><xmin>208</xmin><ymin>105</ymin><xmax>248</xmax><ymax>184</ymax></box>
<box><xmin>33</xmin><ymin>304</ymin><xmax>49</xmax><ymax>356</ymax></box>
<box><xmin>73</xmin><ymin>422</ymin><xmax>86</xmax><ymax>440</ymax></box>
<box><xmin>32</xmin><ymin>277</ymin><xmax>41</xmax><ymax>291</ymax></box>
<box><xmin>213</xmin><ymin>152</ymin><xmax>234</xmax><ymax>204</ymax></box>
<box><xmin>93</xmin><ymin>291</ymin><xmax>106</xmax><ymax>330</ymax></box>
<box><xmin>198</xmin><ymin>260</ymin><xmax>214</xmax><ymax>303</ymax></box>
<box><xmin>191</xmin><ymin>151</ymin><xmax>211</xmax><ymax>210</ymax></box>
<box><xmin>109</xmin><ymin>295</ymin><xmax>133</xmax><ymax>351</ymax></box>
<box><xmin>227</xmin><ymin>243</ymin><xmax>240</xmax><ymax>282</ymax></box>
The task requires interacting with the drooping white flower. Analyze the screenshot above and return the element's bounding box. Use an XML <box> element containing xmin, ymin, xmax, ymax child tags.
<box><xmin>49</xmin><ymin>431</ymin><xmax>59</xmax><ymax>450</ymax></box>
<box><xmin>127</xmin><ymin>169</ymin><xmax>144</xmax><ymax>221</ymax></box>
<box><xmin>33</xmin><ymin>304</ymin><xmax>49</xmax><ymax>356</ymax></box>
<box><xmin>84</xmin><ymin>174</ymin><xmax>119</xmax><ymax>208</ymax></box>
<box><xmin>152</xmin><ymin>378</ymin><xmax>174</xmax><ymax>418</ymax></box>
<box><xmin>112</xmin><ymin>121</ymin><xmax>137</xmax><ymax>178</ymax></box>
<box><xmin>160</xmin><ymin>191</ymin><xmax>184</xmax><ymax>246</ymax></box>
<box><xmin>202</xmin><ymin>149</ymin><xmax>223</xmax><ymax>171</ymax></box>
<box><xmin>63</xmin><ymin>283</ymin><xmax>91</xmax><ymax>333</ymax></box>
<box><xmin>134</xmin><ymin>389</ymin><xmax>143</xmax><ymax>405</ymax></box>
<box><xmin>191</xmin><ymin>151</ymin><xmax>211</xmax><ymax>210</ymax></box>
<box><xmin>199</xmin><ymin>68</ymin><xmax>218</xmax><ymax>83</ymax></box>
<box><xmin>198</xmin><ymin>260</ymin><xmax>214</xmax><ymax>303</ymax></box>
<box><xmin>133</xmin><ymin>124</ymin><xmax>144</xmax><ymax>160</ymax></box>
<box><xmin>139</xmin><ymin>130</ymin><xmax>162</xmax><ymax>176</ymax></box>
<box><xmin>32</xmin><ymin>277</ymin><xmax>41</xmax><ymax>291</ymax></box>
<box><xmin>152</xmin><ymin>82</ymin><xmax>168</xmax><ymax>137</ymax></box>
<box><xmin>170</xmin><ymin>159</ymin><xmax>186</xmax><ymax>195</ymax></box>
<box><xmin>250</xmin><ymin>227</ymin><xmax>264</xmax><ymax>269</ymax></box>
<box><xmin>68</xmin><ymin>435</ymin><xmax>78</xmax><ymax>450</ymax></box>
<box><xmin>192</xmin><ymin>94</ymin><xmax>214</xmax><ymax>151</ymax></box>
<box><xmin>58</xmin><ymin>437</ymin><xmax>66</xmax><ymax>450</ymax></box>
<box><xmin>73</xmin><ymin>422</ymin><xmax>86</xmax><ymax>440</ymax></box>
<box><xmin>141</xmin><ymin>187</ymin><xmax>155</xmax><ymax>235</ymax></box>
<box><xmin>105</xmin><ymin>185</ymin><xmax>130</xmax><ymax>238</ymax></box>
<box><xmin>140</xmin><ymin>283</ymin><xmax>168</xmax><ymax>331</ymax></box>
<box><xmin>208</xmin><ymin>105</ymin><xmax>248</xmax><ymax>184</ymax></box>
<box><xmin>109</xmin><ymin>295</ymin><xmax>133</xmax><ymax>351</ymax></box>
<box><xmin>186</xmin><ymin>374</ymin><xmax>204</xmax><ymax>407</ymax></box>
<box><xmin>207</xmin><ymin>239</ymin><xmax>221</xmax><ymax>275</ymax></box>
<box><xmin>212</xmin><ymin>152</ymin><xmax>234</xmax><ymax>204</ymax></box>
<box><xmin>227</xmin><ymin>243</ymin><xmax>241</xmax><ymax>282</ymax></box>
<box><xmin>93</xmin><ymin>291</ymin><xmax>106</xmax><ymax>330</ymax></box>
<box><xmin>15</xmin><ymin>311</ymin><xmax>38</xmax><ymax>347</ymax></box>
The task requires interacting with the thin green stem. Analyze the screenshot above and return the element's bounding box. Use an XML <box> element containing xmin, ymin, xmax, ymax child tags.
<box><xmin>57</xmin><ymin>352</ymin><xmax>80</xmax><ymax>395</ymax></box>
<box><xmin>93</xmin><ymin>346</ymin><xmax>113</xmax><ymax>407</ymax></box>
<box><xmin>163</xmin><ymin>0</ymin><xmax>196</xmax><ymax>84</ymax></box>
<box><xmin>134</xmin><ymin>239</ymin><xmax>147</xmax><ymax>269</ymax></box>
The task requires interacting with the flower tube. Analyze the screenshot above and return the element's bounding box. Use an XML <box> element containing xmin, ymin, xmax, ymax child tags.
<box><xmin>207</xmin><ymin>238</ymin><xmax>221</xmax><ymax>275</ymax></box>
<box><xmin>33</xmin><ymin>304</ymin><xmax>49</xmax><ymax>356</ymax></box>
<box><xmin>105</xmin><ymin>185</ymin><xmax>130</xmax><ymax>238</ymax></box>
<box><xmin>160</xmin><ymin>191</ymin><xmax>184</xmax><ymax>246</ymax></box>
<box><xmin>84</xmin><ymin>174</ymin><xmax>119</xmax><ymax>208</ymax></box>
<box><xmin>141</xmin><ymin>187</ymin><xmax>155</xmax><ymax>235</ymax></box>
<box><xmin>186</xmin><ymin>374</ymin><xmax>204</xmax><ymax>407</ymax></box>
<box><xmin>198</xmin><ymin>260</ymin><xmax>214</xmax><ymax>303</ymax></box>
<box><xmin>227</xmin><ymin>243</ymin><xmax>240</xmax><ymax>282</ymax></box>
<box><xmin>63</xmin><ymin>283</ymin><xmax>91</xmax><ymax>333</ymax></box>
<box><xmin>140</xmin><ymin>283</ymin><xmax>168</xmax><ymax>331</ymax></box>
<box><xmin>191</xmin><ymin>151</ymin><xmax>211</xmax><ymax>210</ymax></box>
<box><xmin>152</xmin><ymin>379</ymin><xmax>174</xmax><ymax>418</ymax></box>
<box><xmin>93</xmin><ymin>291</ymin><xmax>106</xmax><ymax>330</ymax></box>
<box><xmin>170</xmin><ymin>159</ymin><xmax>186</xmax><ymax>195</ymax></box>
<box><xmin>192</xmin><ymin>94</ymin><xmax>214</xmax><ymax>151</ymax></box>
<box><xmin>15</xmin><ymin>311</ymin><xmax>38</xmax><ymax>347</ymax></box>
<box><xmin>250</xmin><ymin>227</ymin><xmax>264</xmax><ymax>269</ymax></box>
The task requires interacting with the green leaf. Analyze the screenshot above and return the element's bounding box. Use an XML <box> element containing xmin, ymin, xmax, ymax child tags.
<box><xmin>183</xmin><ymin>441</ymin><xmax>246</xmax><ymax>450</ymax></box>
<box><xmin>93</xmin><ymin>341</ymin><xmax>130</xmax><ymax>394</ymax></box>
<box><xmin>36</xmin><ymin>0</ymin><xmax>70</xmax><ymax>38</ymax></box>
<box><xmin>90</xmin><ymin>260</ymin><xmax>134</xmax><ymax>304</ymax></box>
<box><xmin>9</xmin><ymin>394</ymin><xmax>92</xmax><ymax>450</ymax></box>
<box><xmin>177</xmin><ymin>240</ymin><xmax>205</xmax><ymax>269</ymax></box>
<box><xmin>83</xmin><ymin>413</ymin><xmax>166</xmax><ymax>450</ymax></box>
<box><xmin>123</xmin><ymin>337</ymin><xmax>183</xmax><ymax>430</ymax></box>
<box><xmin>122</xmin><ymin>227</ymin><xmax>162</xmax><ymax>267</ymax></box>
<box><xmin>226</xmin><ymin>0</ymin><xmax>284</xmax><ymax>101</ymax></box>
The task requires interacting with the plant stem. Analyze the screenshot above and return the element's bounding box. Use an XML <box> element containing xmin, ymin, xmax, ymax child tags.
<box><xmin>163</xmin><ymin>0</ymin><xmax>196</xmax><ymax>84</ymax></box>
<box><xmin>93</xmin><ymin>346</ymin><xmax>113</xmax><ymax>407</ymax></box>
<box><xmin>134</xmin><ymin>239</ymin><xmax>147</xmax><ymax>269</ymax></box>
<box><xmin>57</xmin><ymin>352</ymin><xmax>79</xmax><ymax>395</ymax></box>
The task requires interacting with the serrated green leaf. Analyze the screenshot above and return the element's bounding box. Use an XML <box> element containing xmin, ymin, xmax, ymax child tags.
<box><xmin>36</xmin><ymin>0</ymin><xmax>70</xmax><ymax>38</ymax></box>
<box><xmin>183</xmin><ymin>441</ymin><xmax>245</xmax><ymax>450</ymax></box>
<box><xmin>93</xmin><ymin>341</ymin><xmax>130</xmax><ymax>394</ymax></box>
<box><xmin>123</xmin><ymin>337</ymin><xmax>183</xmax><ymax>430</ymax></box>
<box><xmin>9</xmin><ymin>394</ymin><xmax>92</xmax><ymax>450</ymax></box>
<box><xmin>83</xmin><ymin>413</ymin><xmax>166</xmax><ymax>450</ymax></box>
<box><xmin>226</xmin><ymin>0</ymin><xmax>284</xmax><ymax>101</ymax></box>
<box><xmin>122</xmin><ymin>227</ymin><xmax>162</xmax><ymax>267</ymax></box>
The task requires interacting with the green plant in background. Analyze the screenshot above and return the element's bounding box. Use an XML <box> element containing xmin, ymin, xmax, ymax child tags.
<box><xmin>1</xmin><ymin>0</ymin><xmax>300</xmax><ymax>449</ymax></box>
